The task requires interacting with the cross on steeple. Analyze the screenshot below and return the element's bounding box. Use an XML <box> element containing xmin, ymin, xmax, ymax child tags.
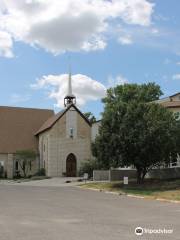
<box><xmin>64</xmin><ymin>63</ymin><xmax>76</xmax><ymax>107</ymax></box>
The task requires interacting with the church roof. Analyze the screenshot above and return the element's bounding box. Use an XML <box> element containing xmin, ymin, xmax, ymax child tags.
<box><xmin>35</xmin><ymin>104</ymin><xmax>91</xmax><ymax>135</ymax></box>
<box><xmin>0</xmin><ymin>106</ymin><xmax>54</xmax><ymax>153</ymax></box>
<box><xmin>170</xmin><ymin>92</ymin><xmax>180</xmax><ymax>98</ymax></box>
<box><xmin>160</xmin><ymin>101</ymin><xmax>180</xmax><ymax>108</ymax></box>
<box><xmin>35</xmin><ymin>109</ymin><xmax>66</xmax><ymax>135</ymax></box>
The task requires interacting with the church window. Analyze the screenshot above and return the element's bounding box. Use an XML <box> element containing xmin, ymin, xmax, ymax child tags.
<box><xmin>29</xmin><ymin>161</ymin><xmax>32</xmax><ymax>171</ymax></box>
<box><xmin>70</xmin><ymin>128</ymin><xmax>74</xmax><ymax>138</ymax></box>
<box><xmin>0</xmin><ymin>161</ymin><xmax>4</xmax><ymax>177</ymax></box>
<box><xmin>15</xmin><ymin>161</ymin><xmax>18</xmax><ymax>171</ymax></box>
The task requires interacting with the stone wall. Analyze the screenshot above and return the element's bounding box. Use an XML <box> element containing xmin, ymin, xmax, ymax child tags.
<box><xmin>7</xmin><ymin>154</ymin><xmax>13</xmax><ymax>178</ymax></box>
<box><xmin>39</xmin><ymin>107</ymin><xmax>92</xmax><ymax>177</ymax></box>
<box><xmin>93</xmin><ymin>169</ymin><xmax>137</xmax><ymax>181</ymax></box>
<box><xmin>147</xmin><ymin>167</ymin><xmax>180</xmax><ymax>179</ymax></box>
<box><xmin>110</xmin><ymin>169</ymin><xmax>137</xmax><ymax>181</ymax></box>
<box><xmin>39</xmin><ymin>130</ymin><xmax>50</xmax><ymax>173</ymax></box>
<box><xmin>0</xmin><ymin>154</ymin><xmax>8</xmax><ymax>177</ymax></box>
<box><xmin>93</xmin><ymin>168</ymin><xmax>180</xmax><ymax>181</ymax></box>
<box><xmin>93</xmin><ymin>170</ymin><xmax>109</xmax><ymax>181</ymax></box>
<box><xmin>0</xmin><ymin>153</ymin><xmax>39</xmax><ymax>178</ymax></box>
<box><xmin>14</xmin><ymin>156</ymin><xmax>39</xmax><ymax>178</ymax></box>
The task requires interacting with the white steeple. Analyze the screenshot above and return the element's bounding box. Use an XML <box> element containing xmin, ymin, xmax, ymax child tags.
<box><xmin>64</xmin><ymin>63</ymin><xmax>76</xmax><ymax>107</ymax></box>
<box><xmin>67</xmin><ymin>66</ymin><xmax>73</xmax><ymax>96</ymax></box>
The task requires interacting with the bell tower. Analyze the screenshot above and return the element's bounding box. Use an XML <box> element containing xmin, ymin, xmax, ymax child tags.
<box><xmin>64</xmin><ymin>67</ymin><xmax>76</xmax><ymax>107</ymax></box>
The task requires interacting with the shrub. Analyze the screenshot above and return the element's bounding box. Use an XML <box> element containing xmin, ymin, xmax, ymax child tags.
<box><xmin>79</xmin><ymin>159</ymin><xmax>100</xmax><ymax>178</ymax></box>
<box><xmin>34</xmin><ymin>168</ymin><xmax>46</xmax><ymax>176</ymax></box>
<box><xmin>0</xmin><ymin>166</ymin><xmax>4</xmax><ymax>178</ymax></box>
<box><xmin>31</xmin><ymin>176</ymin><xmax>50</xmax><ymax>180</ymax></box>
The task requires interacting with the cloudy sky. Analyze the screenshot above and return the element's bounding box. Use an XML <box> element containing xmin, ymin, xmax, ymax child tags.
<box><xmin>0</xmin><ymin>0</ymin><xmax>179</xmax><ymax>118</ymax></box>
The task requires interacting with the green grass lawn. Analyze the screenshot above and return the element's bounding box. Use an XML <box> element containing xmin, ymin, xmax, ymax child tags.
<box><xmin>81</xmin><ymin>179</ymin><xmax>180</xmax><ymax>201</ymax></box>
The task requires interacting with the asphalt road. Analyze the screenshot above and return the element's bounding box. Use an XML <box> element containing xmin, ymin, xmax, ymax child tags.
<box><xmin>0</xmin><ymin>184</ymin><xmax>179</xmax><ymax>240</ymax></box>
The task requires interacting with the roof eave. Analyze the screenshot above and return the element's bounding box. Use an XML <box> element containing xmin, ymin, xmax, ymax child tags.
<box><xmin>35</xmin><ymin>104</ymin><xmax>91</xmax><ymax>136</ymax></box>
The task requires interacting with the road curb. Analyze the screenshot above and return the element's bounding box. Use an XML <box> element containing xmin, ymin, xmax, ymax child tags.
<box><xmin>80</xmin><ymin>186</ymin><xmax>180</xmax><ymax>204</ymax></box>
<box><xmin>126</xmin><ymin>194</ymin><xmax>145</xmax><ymax>199</ymax></box>
<box><xmin>156</xmin><ymin>198</ymin><xmax>180</xmax><ymax>204</ymax></box>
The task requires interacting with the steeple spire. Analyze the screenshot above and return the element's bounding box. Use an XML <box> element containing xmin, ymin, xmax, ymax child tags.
<box><xmin>67</xmin><ymin>64</ymin><xmax>72</xmax><ymax>96</ymax></box>
<box><xmin>64</xmin><ymin>61</ymin><xmax>76</xmax><ymax>107</ymax></box>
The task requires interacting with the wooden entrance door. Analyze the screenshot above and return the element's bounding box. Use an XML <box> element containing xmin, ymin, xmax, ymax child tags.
<box><xmin>66</xmin><ymin>153</ymin><xmax>77</xmax><ymax>177</ymax></box>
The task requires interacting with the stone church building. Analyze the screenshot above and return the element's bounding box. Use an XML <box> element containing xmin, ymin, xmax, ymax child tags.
<box><xmin>0</xmin><ymin>74</ymin><xmax>99</xmax><ymax>178</ymax></box>
<box><xmin>0</xmin><ymin>72</ymin><xmax>179</xmax><ymax>178</ymax></box>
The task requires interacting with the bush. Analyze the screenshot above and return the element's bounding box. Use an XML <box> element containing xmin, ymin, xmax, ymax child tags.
<box><xmin>79</xmin><ymin>159</ymin><xmax>99</xmax><ymax>178</ymax></box>
<box><xmin>34</xmin><ymin>168</ymin><xmax>46</xmax><ymax>176</ymax></box>
<box><xmin>31</xmin><ymin>176</ymin><xmax>50</xmax><ymax>180</ymax></box>
<box><xmin>0</xmin><ymin>166</ymin><xmax>4</xmax><ymax>178</ymax></box>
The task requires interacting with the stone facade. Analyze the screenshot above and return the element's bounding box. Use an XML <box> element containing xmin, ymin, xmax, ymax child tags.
<box><xmin>0</xmin><ymin>154</ymin><xmax>8</xmax><ymax>177</ymax></box>
<box><xmin>39</xmin><ymin>106</ymin><xmax>92</xmax><ymax>177</ymax></box>
<box><xmin>0</xmin><ymin>153</ymin><xmax>38</xmax><ymax>178</ymax></box>
<box><xmin>0</xmin><ymin>154</ymin><xmax>14</xmax><ymax>178</ymax></box>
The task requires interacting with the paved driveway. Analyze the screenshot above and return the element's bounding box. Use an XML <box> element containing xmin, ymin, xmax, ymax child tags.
<box><xmin>0</xmin><ymin>181</ymin><xmax>179</xmax><ymax>240</ymax></box>
<box><xmin>0</xmin><ymin>177</ymin><xmax>82</xmax><ymax>187</ymax></box>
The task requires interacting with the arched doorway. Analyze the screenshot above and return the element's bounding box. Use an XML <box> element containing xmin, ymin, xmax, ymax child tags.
<box><xmin>66</xmin><ymin>153</ymin><xmax>77</xmax><ymax>177</ymax></box>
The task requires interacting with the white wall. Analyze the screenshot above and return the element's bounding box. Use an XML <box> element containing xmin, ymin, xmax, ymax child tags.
<box><xmin>66</xmin><ymin>107</ymin><xmax>77</xmax><ymax>138</ymax></box>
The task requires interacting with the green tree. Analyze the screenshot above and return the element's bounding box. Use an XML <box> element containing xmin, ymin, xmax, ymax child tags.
<box><xmin>79</xmin><ymin>159</ymin><xmax>100</xmax><ymax>178</ymax></box>
<box><xmin>15</xmin><ymin>150</ymin><xmax>37</xmax><ymax>177</ymax></box>
<box><xmin>93</xmin><ymin>83</ymin><xmax>180</xmax><ymax>184</ymax></box>
<box><xmin>84</xmin><ymin>112</ymin><xmax>96</xmax><ymax>123</ymax></box>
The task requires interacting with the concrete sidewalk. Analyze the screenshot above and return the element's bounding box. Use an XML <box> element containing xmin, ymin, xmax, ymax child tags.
<box><xmin>0</xmin><ymin>177</ymin><xmax>85</xmax><ymax>187</ymax></box>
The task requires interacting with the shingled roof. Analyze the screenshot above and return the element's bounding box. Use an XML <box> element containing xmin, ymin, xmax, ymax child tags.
<box><xmin>0</xmin><ymin>106</ymin><xmax>54</xmax><ymax>153</ymax></box>
<box><xmin>35</xmin><ymin>104</ymin><xmax>91</xmax><ymax>135</ymax></box>
<box><xmin>161</xmin><ymin>101</ymin><xmax>180</xmax><ymax>108</ymax></box>
<box><xmin>35</xmin><ymin>109</ymin><xmax>66</xmax><ymax>135</ymax></box>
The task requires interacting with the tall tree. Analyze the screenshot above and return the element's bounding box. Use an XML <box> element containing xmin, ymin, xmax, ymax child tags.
<box><xmin>84</xmin><ymin>112</ymin><xmax>96</xmax><ymax>123</ymax></box>
<box><xmin>92</xmin><ymin>83</ymin><xmax>180</xmax><ymax>183</ymax></box>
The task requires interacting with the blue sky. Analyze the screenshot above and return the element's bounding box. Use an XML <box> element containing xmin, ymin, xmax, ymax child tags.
<box><xmin>0</xmin><ymin>0</ymin><xmax>179</xmax><ymax>118</ymax></box>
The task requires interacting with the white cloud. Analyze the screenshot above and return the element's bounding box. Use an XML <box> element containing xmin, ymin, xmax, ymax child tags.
<box><xmin>32</xmin><ymin>73</ymin><xmax>130</xmax><ymax>109</ymax></box>
<box><xmin>32</xmin><ymin>74</ymin><xmax>106</xmax><ymax>108</ymax></box>
<box><xmin>176</xmin><ymin>62</ymin><xmax>180</xmax><ymax>66</ymax></box>
<box><xmin>118</xmin><ymin>35</ymin><xmax>133</xmax><ymax>45</ymax></box>
<box><xmin>151</xmin><ymin>28</ymin><xmax>159</xmax><ymax>34</ymax></box>
<box><xmin>172</xmin><ymin>74</ymin><xmax>180</xmax><ymax>80</ymax></box>
<box><xmin>0</xmin><ymin>0</ymin><xmax>154</xmax><ymax>57</ymax></box>
<box><xmin>107</xmin><ymin>75</ymin><xmax>129</xmax><ymax>87</ymax></box>
<box><xmin>116</xmin><ymin>25</ymin><xmax>160</xmax><ymax>48</ymax></box>
<box><xmin>0</xmin><ymin>31</ymin><xmax>13</xmax><ymax>57</ymax></box>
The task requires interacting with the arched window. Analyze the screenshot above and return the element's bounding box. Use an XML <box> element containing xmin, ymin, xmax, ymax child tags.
<box><xmin>15</xmin><ymin>161</ymin><xmax>18</xmax><ymax>171</ymax></box>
